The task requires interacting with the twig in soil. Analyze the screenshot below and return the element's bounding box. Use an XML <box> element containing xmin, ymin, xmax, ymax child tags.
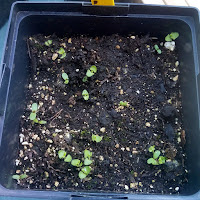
<box><xmin>142</xmin><ymin>136</ymin><xmax>153</xmax><ymax>150</ymax></box>
<box><xmin>27</xmin><ymin>39</ymin><xmax>31</xmax><ymax>59</ymax></box>
<box><xmin>100</xmin><ymin>78</ymin><xmax>108</xmax><ymax>86</ymax></box>
<box><xmin>151</xmin><ymin>37</ymin><xmax>158</xmax><ymax>40</ymax></box>
<box><xmin>47</xmin><ymin>162</ymin><xmax>66</xmax><ymax>174</ymax></box>
<box><xmin>49</xmin><ymin>109</ymin><xmax>63</xmax><ymax>123</ymax></box>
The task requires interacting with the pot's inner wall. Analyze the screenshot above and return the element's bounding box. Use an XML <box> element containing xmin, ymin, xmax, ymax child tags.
<box><xmin>0</xmin><ymin>14</ymin><xmax>199</xmax><ymax>195</ymax></box>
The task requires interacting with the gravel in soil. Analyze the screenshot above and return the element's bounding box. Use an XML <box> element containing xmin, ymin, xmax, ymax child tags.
<box><xmin>14</xmin><ymin>34</ymin><xmax>187</xmax><ymax>194</ymax></box>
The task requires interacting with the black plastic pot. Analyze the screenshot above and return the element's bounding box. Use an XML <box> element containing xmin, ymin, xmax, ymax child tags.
<box><xmin>1</xmin><ymin>1</ymin><xmax>200</xmax><ymax>199</ymax></box>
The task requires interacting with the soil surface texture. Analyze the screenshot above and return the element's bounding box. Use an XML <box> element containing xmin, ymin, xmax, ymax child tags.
<box><xmin>14</xmin><ymin>34</ymin><xmax>187</xmax><ymax>194</ymax></box>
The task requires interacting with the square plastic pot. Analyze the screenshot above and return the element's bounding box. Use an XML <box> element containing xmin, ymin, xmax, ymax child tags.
<box><xmin>0</xmin><ymin>1</ymin><xmax>200</xmax><ymax>200</ymax></box>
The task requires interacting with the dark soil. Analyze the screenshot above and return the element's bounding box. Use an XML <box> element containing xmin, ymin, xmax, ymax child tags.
<box><xmin>14</xmin><ymin>34</ymin><xmax>187</xmax><ymax>194</ymax></box>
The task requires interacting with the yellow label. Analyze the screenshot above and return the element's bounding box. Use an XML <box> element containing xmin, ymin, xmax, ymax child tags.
<box><xmin>91</xmin><ymin>0</ymin><xmax>115</xmax><ymax>6</ymax></box>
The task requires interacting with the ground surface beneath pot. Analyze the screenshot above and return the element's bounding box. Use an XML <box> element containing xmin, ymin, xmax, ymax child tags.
<box><xmin>14</xmin><ymin>34</ymin><xmax>187</xmax><ymax>194</ymax></box>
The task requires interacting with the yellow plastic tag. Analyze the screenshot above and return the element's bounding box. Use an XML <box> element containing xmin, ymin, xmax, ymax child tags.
<box><xmin>91</xmin><ymin>0</ymin><xmax>115</xmax><ymax>6</ymax></box>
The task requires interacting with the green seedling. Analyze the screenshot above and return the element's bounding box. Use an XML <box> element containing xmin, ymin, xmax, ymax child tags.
<box><xmin>79</xmin><ymin>171</ymin><xmax>87</xmax><ymax>179</ymax></box>
<box><xmin>58</xmin><ymin>149</ymin><xmax>92</xmax><ymax>179</ymax></box>
<box><xmin>82</xmin><ymin>89</ymin><xmax>89</xmax><ymax>101</ymax></box>
<box><xmin>64</xmin><ymin>154</ymin><xmax>72</xmax><ymax>163</ymax></box>
<box><xmin>45</xmin><ymin>40</ymin><xmax>52</xmax><ymax>47</ymax></box>
<box><xmin>92</xmin><ymin>134</ymin><xmax>103</xmax><ymax>143</ymax></box>
<box><xmin>12</xmin><ymin>174</ymin><xmax>28</xmax><ymax>180</ymax></box>
<box><xmin>103</xmin><ymin>135</ymin><xmax>111</xmax><ymax>141</ymax></box>
<box><xmin>83</xmin><ymin>65</ymin><xmax>97</xmax><ymax>82</ymax></box>
<box><xmin>120</xmin><ymin>101</ymin><xmax>128</xmax><ymax>107</ymax></box>
<box><xmin>58</xmin><ymin>47</ymin><xmax>66</xmax><ymax>59</ymax></box>
<box><xmin>82</xmin><ymin>76</ymin><xmax>88</xmax><ymax>83</ymax></box>
<box><xmin>29</xmin><ymin>103</ymin><xmax>47</xmax><ymax>125</ymax></box>
<box><xmin>52</xmin><ymin>133</ymin><xmax>57</xmax><ymax>137</ymax></box>
<box><xmin>154</xmin><ymin>45</ymin><xmax>162</xmax><ymax>54</ymax></box>
<box><xmin>71</xmin><ymin>159</ymin><xmax>83</xmax><ymax>167</ymax></box>
<box><xmin>158</xmin><ymin>156</ymin><xmax>166</xmax><ymax>164</ymax></box>
<box><xmin>58</xmin><ymin>150</ymin><xmax>73</xmax><ymax>163</ymax></box>
<box><xmin>84</xmin><ymin>158</ymin><xmax>93</xmax><ymax>166</ymax></box>
<box><xmin>86</xmin><ymin>65</ymin><xmax>97</xmax><ymax>77</ymax></box>
<box><xmin>165</xmin><ymin>32</ymin><xmax>179</xmax><ymax>42</ymax></box>
<box><xmin>39</xmin><ymin>120</ymin><xmax>47</xmax><ymax>124</ymax></box>
<box><xmin>147</xmin><ymin>145</ymin><xmax>166</xmax><ymax>165</ymax></box>
<box><xmin>58</xmin><ymin>150</ymin><xmax>67</xmax><ymax>159</ymax></box>
<box><xmin>84</xmin><ymin>150</ymin><xmax>92</xmax><ymax>159</ymax></box>
<box><xmin>84</xmin><ymin>150</ymin><xmax>93</xmax><ymax>165</ymax></box>
<box><xmin>148</xmin><ymin>145</ymin><xmax>155</xmax><ymax>153</ymax></box>
<box><xmin>29</xmin><ymin>103</ymin><xmax>37</xmax><ymax>120</ymax></box>
<box><xmin>81</xmin><ymin>130</ymin><xmax>90</xmax><ymax>135</ymax></box>
<box><xmin>62</xmin><ymin>72</ymin><xmax>69</xmax><ymax>84</ymax></box>
<box><xmin>79</xmin><ymin>166</ymin><xmax>91</xmax><ymax>179</ymax></box>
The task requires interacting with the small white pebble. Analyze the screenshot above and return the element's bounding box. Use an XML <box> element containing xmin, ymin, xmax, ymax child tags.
<box><xmin>47</xmin><ymin>139</ymin><xmax>53</xmax><ymax>144</ymax></box>
<box><xmin>175</xmin><ymin>187</ymin><xmax>179</xmax><ymax>191</ymax></box>
<box><xmin>52</xmin><ymin>53</ymin><xmax>58</xmax><ymax>61</ymax></box>
<box><xmin>130</xmin><ymin>36</ymin><xmax>135</xmax><ymax>39</ymax></box>
<box><xmin>24</xmin><ymin>156</ymin><xmax>28</xmax><ymax>161</ymax></box>
<box><xmin>145</xmin><ymin>122</ymin><xmax>151</xmax><ymax>127</ymax></box>
<box><xmin>32</xmin><ymin>134</ymin><xmax>38</xmax><ymax>140</ymax></box>
<box><xmin>55</xmin><ymin>129</ymin><xmax>62</xmax><ymax>133</ymax></box>
<box><xmin>125</xmin><ymin>185</ymin><xmax>129</xmax><ymax>190</ymax></box>
<box><xmin>177</xmin><ymin>137</ymin><xmax>181</xmax><ymax>143</ymax></box>
<box><xmin>132</xmin><ymin>150</ymin><xmax>138</xmax><ymax>154</ymax></box>
<box><xmin>15</xmin><ymin>159</ymin><xmax>20</xmax><ymax>166</ymax></box>
<box><xmin>100</xmin><ymin>127</ymin><xmax>106</xmax><ymax>133</ymax></box>
<box><xmin>29</xmin><ymin>179</ymin><xmax>33</xmax><ymax>184</ymax></box>
<box><xmin>55</xmin><ymin>181</ymin><xmax>59</xmax><ymax>187</ymax></box>
<box><xmin>175</xmin><ymin>61</ymin><xmax>179</xmax><ymax>67</ymax></box>
<box><xmin>136</xmin><ymin>90</ymin><xmax>140</xmax><ymax>94</ymax></box>
<box><xmin>52</xmin><ymin>100</ymin><xmax>56</xmax><ymax>105</ymax></box>
<box><xmin>75</xmin><ymin>69</ymin><xmax>79</xmax><ymax>72</ymax></box>
<box><xmin>172</xmin><ymin>68</ymin><xmax>176</xmax><ymax>72</ymax></box>
<box><xmin>99</xmin><ymin>156</ymin><xmax>104</xmax><ymax>161</ymax></box>
<box><xmin>164</xmin><ymin>41</ymin><xmax>175</xmax><ymax>51</ymax></box>
<box><xmin>121</xmin><ymin>147</ymin><xmax>125</xmax><ymax>151</ymax></box>
<box><xmin>28</xmin><ymin>84</ymin><xmax>33</xmax><ymax>89</ymax></box>
<box><xmin>120</xmin><ymin>89</ymin><xmax>124</xmax><ymax>95</ymax></box>
<box><xmin>126</xmin><ymin>147</ymin><xmax>130</xmax><ymax>151</ymax></box>
<box><xmin>22</xmin><ymin>141</ymin><xmax>29</xmax><ymax>146</ymax></box>
<box><xmin>46</xmin><ymin>184</ymin><xmax>51</xmax><ymax>189</ymax></box>
<box><xmin>39</xmin><ymin>101</ymin><xmax>44</xmax><ymax>107</ymax></box>
<box><xmin>29</xmin><ymin>143</ymin><xmax>33</xmax><ymax>148</ymax></box>
<box><xmin>68</xmin><ymin>38</ymin><xmax>72</xmax><ymax>44</ymax></box>
<box><xmin>130</xmin><ymin>182</ymin><xmax>137</xmax><ymax>188</ymax></box>
<box><xmin>19</xmin><ymin>134</ymin><xmax>24</xmax><ymax>143</ymax></box>
<box><xmin>172</xmin><ymin>75</ymin><xmax>179</xmax><ymax>82</ymax></box>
